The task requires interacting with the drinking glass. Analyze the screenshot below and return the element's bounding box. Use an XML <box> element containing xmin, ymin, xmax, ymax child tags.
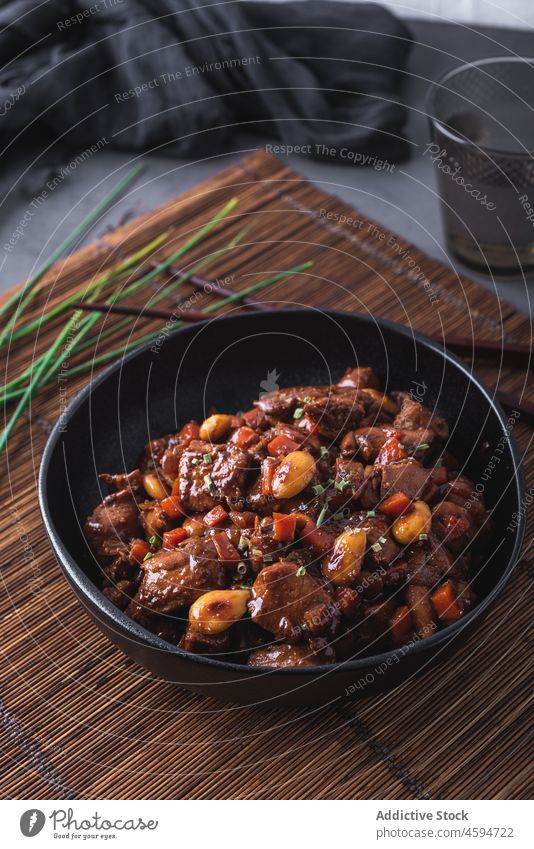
<box><xmin>428</xmin><ymin>56</ymin><xmax>534</xmax><ymax>273</ymax></box>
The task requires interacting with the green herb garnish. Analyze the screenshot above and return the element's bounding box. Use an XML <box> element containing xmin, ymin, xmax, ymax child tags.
<box><xmin>312</xmin><ymin>484</ymin><xmax>325</xmax><ymax>496</ymax></box>
<box><xmin>203</xmin><ymin>453</ymin><xmax>212</xmax><ymax>464</ymax></box>
<box><xmin>251</xmin><ymin>548</ymin><xmax>263</xmax><ymax>557</ymax></box>
<box><xmin>320</xmin><ymin>446</ymin><xmax>329</xmax><ymax>458</ymax></box>
<box><xmin>296</xmin><ymin>565</ymin><xmax>307</xmax><ymax>577</ymax></box>
<box><xmin>293</xmin><ymin>407</ymin><xmax>304</xmax><ymax>420</ymax></box>
<box><xmin>416</xmin><ymin>443</ymin><xmax>430</xmax><ymax>452</ymax></box>
<box><xmin>204</xmin><ymin>474</ymin><xmax>214</xmax><ymax>489</ymax></box>
<box><xmin>335</xmin><ymin>478</ymin><xmax>350</xmax><ymax>492</ymax></box>
<box><xmin>316</xmin><ymin>501</ymin><xmax>330</xmax><ymax>527</ymax></box>
<box><xmin>367</xmin><ymin>510</ymin><xmax>376</xmax><ymax>517</ymax></box>
<box><xmin>143</xmin><ymin>551</ymin><xmax>154</xmax><ymax>562</ymax></box>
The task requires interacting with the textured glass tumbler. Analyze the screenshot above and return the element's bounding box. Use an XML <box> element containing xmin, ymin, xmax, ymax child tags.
<box><xmin>428</xmin><ymin>57</ymin><xmax>534</xmax><ymax>273</ymax></box>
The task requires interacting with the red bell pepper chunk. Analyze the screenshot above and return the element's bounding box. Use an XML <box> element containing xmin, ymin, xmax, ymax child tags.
<box><xmin>273</xmin><ymin>512</ymin><xmax>297</xmax><ymax>542</ymax></box>
<box><xmin>204</xmin><ymin>505</ymin><xmax>229</xmax><ymax>527</ymax></box>
<box><xmin>431</xmin><ymin>581</ymin><xmax>463</xmax><ymax>621</ymax></box>
<box><xmin>242</xmin><ymin>408</ymin><xmax>262</xmax><ymax>427</ymax></box>
<box><xmin>376</xmin><ymin>436</ymin><xmax>407</xmax><ymax>464</ymax></box>
<box><xmin>179</xmin><ymin>421</ymin><xmax>200</xmax><ymax>443</ymax></box>
<box><xmin>268</xmin><ymin>434</ymin><xmax>299</xmax><ymax>457</ymax></box>
<box><xmin>162</xmin><ymin>527</ymin><xmax>188</xmax><ymax>549</ymax></box>
<box><xmin>213</xmin><ymin>532</ymin><xmax>241</xmax><ymax>563</ymax></box>
<box><xmin>260</xmin><ymin>457</ymin><xmax>276</xmax><ymax>495</ymax></box>
<box><xmin>379</xmin><ymin>491</ymin><xmax>411</xmax><ymax>517</ymax></box>
<box><xmin>233</xmin><ymin>426</ymin><xmax>258</xmax><ymax>449</ymax></box>
<box><xmin>292</xmin><ymin>512</ymin><xmax>334</xmax><ymax>556</ymax></box>
<box><xmin>130</xmin><ymin>539</ymin><xmax>151</xmax><ymax>563</ymax></box>
<box><xmin>160</xmin><ymin>495</ymin><xmax>185</xmax><ymax>519</ymax></box>
<box><xmin>389</xmin><ymin>605</ymin><xmax>413</xmax><ymax>642</ymax></box>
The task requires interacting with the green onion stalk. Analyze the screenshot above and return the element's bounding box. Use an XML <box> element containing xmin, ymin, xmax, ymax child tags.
<box><xmin>0</xmin><ymin>163</ymin><xmax>144</xmax><ymax>348</ymax></box>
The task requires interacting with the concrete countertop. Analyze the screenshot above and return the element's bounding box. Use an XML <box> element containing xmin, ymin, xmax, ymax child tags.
<box><xmin>1</xmin><ymin>19</ymin><xmax>533</xmax><ymax>319</ymax></box>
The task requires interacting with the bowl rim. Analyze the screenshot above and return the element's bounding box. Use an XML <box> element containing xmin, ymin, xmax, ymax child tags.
<box><xmin>38</xmin><ymin>308</ymin><xmax>527</xmax><ymax>677</ymax></box>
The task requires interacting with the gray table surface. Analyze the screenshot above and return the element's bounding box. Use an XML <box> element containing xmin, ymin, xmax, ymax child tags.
<box><xmin>1</xmin><ymin>19</ymin><xmax>533</xmax><ymax>319</ymax></box>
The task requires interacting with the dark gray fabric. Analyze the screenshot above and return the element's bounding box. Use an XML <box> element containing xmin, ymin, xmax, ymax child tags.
<box><xmin>0</xmin><ymin>0</ymin><xmax>412</xmax><ymax>161</ymax></box>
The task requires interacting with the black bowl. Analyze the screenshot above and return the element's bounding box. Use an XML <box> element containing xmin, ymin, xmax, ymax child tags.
<box><xmin>39</xmin><ymin>309</ymin><xmax>526</xmax><ymax>706</ymax></box>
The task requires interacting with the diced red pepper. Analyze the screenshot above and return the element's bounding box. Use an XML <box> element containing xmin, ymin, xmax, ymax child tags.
<box><xmin>273</xmin><ymin>512</ymin><xmax>297</xmax><ymax>542</ymax></box>
<box><xmin>431</xmin><ymin>465</ymin><xmax>448</xmax><ymax>486</ymax></box>
<box><xmin>179</xmin><ymin>421</ymin><xmax>200</xmax><ymax>443</ymax></box>
<box><xmin>213</xmin><ymin>532</ymin><xmax>241</xmax><ymax>563</ymax></box>
<box><xmin>268</xmin><ymin>434</ymin><xmax>299</xmax><ymax>457</ymax></box>
<box><xmin>376</xmin><ymin>436</ymin><xmax>408</xmax><ymax>465</ymax></box>
<box><xmin>445</xmin><ymin>514</ymin><xmax>471</xmax><ymax>541</ymax></box>
<box><xmin>292</xmin><ymin>512</ymin><xmax>334</xmax><ymax>556</ymax></box>
<box><xmin>242</xmin><ymin>408</ymin><xmax>262</xmax><ymax>427</ymax></box>
<box><xmin>232</xmin><ymin>426</ymin><xmax>259</xmax><ymax>450</ymax></box>
<box><xmin>431</xmin><ymin>581</ymin><xmax>463</xmax><ymax>621</ymax></box>
<box><xmin>260</xmin><ymin>457</ymin><xmax>276</xmax><ymax>495</ymax></box>
<box><xmin>162</xmin><ymin>527</ymin><xmax>188</xmax><ymax>549</ymax></box>
<box><xmin>160</xmin><ymin>495</ymin><xmax>185</xmax><ymax>519</ymax></box>
<box><xmin>203</xmin><ymin>505</ymin><xmax>229</xmax><ymax>527</ymax></box>
<box><xmin>379</xmin><ymin>491</ymin><xmax>412</xmax><ymax>517</ymax></box>
<box><xmin>389</xmin><ymin>605</ymin><xmax>413</xmax><ymax>642</ymax></box>
<box><xmin>130</xmin><ymin>539</ymin><xmax>151</xmax><ymax>563</ymax></box>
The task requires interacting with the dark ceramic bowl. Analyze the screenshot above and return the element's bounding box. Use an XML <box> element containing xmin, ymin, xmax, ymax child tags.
<box><xmin>39</xmin><ymin>309</ymin><xmax>526</xmax><ymax>706</ymax></box>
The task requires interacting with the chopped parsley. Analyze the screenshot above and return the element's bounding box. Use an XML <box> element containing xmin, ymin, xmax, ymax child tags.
<box><xmin>296</xmin><ymin>565</ymin><xmax>307</xmax><ymax>577</ymax></box>
<box><xmin>293</xmin><ymin>407</ymin><xmax>305</xmax><ymax>420</ymax></box>
<box><xmin>203</xmin><ymin>453</ymin><xmax>212</xmax><ymax>464</ymax></box>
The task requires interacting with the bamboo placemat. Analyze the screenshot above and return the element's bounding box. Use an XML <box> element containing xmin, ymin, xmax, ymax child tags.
<box><xmin>1</xmin><ymin>151</ymin><xmax>532</xmax><ymax>800</ymax></box>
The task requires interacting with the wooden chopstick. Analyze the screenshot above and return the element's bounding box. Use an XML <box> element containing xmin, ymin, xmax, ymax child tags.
<box><xmin>73</xmin><ymin>297</ymin><xmax>534</xmax><ymax>426</ymax></box>
<box><xmin>433</xmin><ymin>335</ymin><xmax>532</xmax><ymax>368</ymax></box>
<box><xmin>71</xmin><ymin>300</ymin><xmax>206</xmax><ymax>322</ymax></box>
<box><xmin>108</xmin><ymin>242</ymin><xmax>270</xmax><ymax>312</ymax></box>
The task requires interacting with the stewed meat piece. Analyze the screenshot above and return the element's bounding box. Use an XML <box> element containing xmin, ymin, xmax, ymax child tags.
<box><xmin>126</xmin><ymin>538</ymin><xmax>225</xmax><ymax>618</ymax></box>
<box><xmin>248</xmin><ymin>560</ymin><xmax>333</xmax><ymax>641</ymax></box>
<box><xmin>337</xmin><ymin>366</ymin><xmax>379</xmax><ymax>389</ymax></box>
<box><xmin>85</xmin><ymin>489</ymin><xmax>143</xmax><ymax>558</ymax></box>
<box><xmin>393</xmin><ymin>392</ymin><xmax>449</xmax><ymax>441</ymax></box>
<box><xmin>176</xmin><ymin>440</ymin><xmax>250</xmax><ymax>512</ymax></box>
<box><xmin>248</xmin><ymin>643</ymin><xmax>324</xmax><ymax>667</ymax></box>
<box><xmin>380</xmin><ymin>460</ymin><xmax>433</xmax><ymax>500</ymax></box>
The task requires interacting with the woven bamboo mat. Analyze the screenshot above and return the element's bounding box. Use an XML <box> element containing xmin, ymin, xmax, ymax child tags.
<box><xmin>1</xmin><ymin>151</ymin><xmax>532</xmax><ymax>800</ymax></box>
